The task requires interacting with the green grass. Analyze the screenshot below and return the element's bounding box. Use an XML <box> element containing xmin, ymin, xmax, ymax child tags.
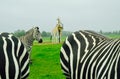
<box><xmin>28</xmin><ymin>43</ymin><xmax>65</xmax><ymax>79</ymax></box>
<box><xmin>28</xmin><ymin>34</ymin><xmax>120</xmax><ymax>79</ymax></box>
<box><xmin>106</xmin><ymin>34</ymin><xmax>120</xmax><ymax>39</ymax></box>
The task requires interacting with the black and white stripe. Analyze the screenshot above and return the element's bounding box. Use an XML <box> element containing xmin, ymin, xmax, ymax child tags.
<box><xmin>60</xmin><ymin>30</ymin><xmax>120</xmax><ymax>79</ymax></box>
<box><xmin>0</xmin><ymin>33</ymin><xmax>29</xmax><ymax>79</ymax></box>
<box><xmin>19</xmin><ymin>27</ymin><xmax>43</xmax><ymax>55</ymax></box>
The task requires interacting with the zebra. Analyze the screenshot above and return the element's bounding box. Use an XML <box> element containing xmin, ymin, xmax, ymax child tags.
<box><xmin>19</xmin><ymin>27</ymin><xmax>43</xmax><ymax>61</ymax></box>
<box><xmin>51</xmin><ymin>18</ymin><xmax>63</xmax><ymax>43</ymax></box>
<box><xmin>0</xmin><ymin>32</ymin><xmax>29</xmax><ymax>79</ymax></box>
<box><xmin>60</xmin><ymin>30</ymin><xmax>120</xmax><ymax>79</ymax></box>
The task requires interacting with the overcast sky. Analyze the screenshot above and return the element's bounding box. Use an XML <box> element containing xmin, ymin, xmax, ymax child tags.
<box><xmin>0</xmin><ymin>0</ymin><xmax>120</xmax><ymax>32</ymax></box>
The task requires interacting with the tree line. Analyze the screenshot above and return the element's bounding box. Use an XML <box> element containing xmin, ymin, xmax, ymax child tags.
<box><xmin>99</xmin><ymin>30</ymin><xmax>120</xmax><ymax>35</ymax></box>
<box><xmin>13</xmin><ymin>29</ymin><xmax>72</xmax><ymax>37</ymax></box>
<box><xmin>12</xmin><ymin>29</ymin><xmax>120</xmax><ymax>38</ymax></box>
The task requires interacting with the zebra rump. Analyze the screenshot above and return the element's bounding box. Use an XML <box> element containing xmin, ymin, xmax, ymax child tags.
<box><xmin>60</xmin><ymin>30</ymin><xmax>120</xmax><ymax>79</ymax></box>
<box><xmin>0</xmin><ymin>33</ymin><xmax>29</xmax><ymax>79</ymax></box>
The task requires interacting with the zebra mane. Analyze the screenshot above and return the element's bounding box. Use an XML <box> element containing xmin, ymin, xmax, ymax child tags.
<box><xmin>25</xmin><ymin>27</ymin><xmax>39</xmax><ymax>35</ymax></box>
<box><xmin>25</xmin><ymin>28</ymin><xmax>34</xmax><ymax>34</ymax></box>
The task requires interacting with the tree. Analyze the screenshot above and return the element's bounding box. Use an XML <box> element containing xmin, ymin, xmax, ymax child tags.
<box><xmin>13</xmin><ymin>30</ymin><xmax>25</xmax><ymax>37</ymax></box>
<box><xmin>42</xmin><ymin>31</ymin><xmax>47</xmax><ymax>37</ymax></box>
<box><xmin>41</xmin><ymin>31</ymin><xmax>51</xmax><ymax>37</ymax></box>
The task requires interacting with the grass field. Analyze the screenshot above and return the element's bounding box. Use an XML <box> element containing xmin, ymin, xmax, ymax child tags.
<box><xmin>105</xmin><ymin>34</ymin><xmax>120</xmax><ymax>39</ymax></box>
<box><xmin>28</xmin><ymin>34</ymin><xmax>120</xmax><ymax>79</ymax></box>
<box><xmin>28</xmin><ymin>42</ymin><xmax>65</xmax><ymax>79</ymax></box>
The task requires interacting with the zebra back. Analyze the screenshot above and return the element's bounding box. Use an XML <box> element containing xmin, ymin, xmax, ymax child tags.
<box><xmin>83</xmin><ymin>30</ymin><xmax>108</xmax><ymax>40</ymax></box>
<box><xmin>60</xmin><ymin>30</ymin><xmax>120</xmax><ymax>79</ymax></box>
<box><xmin>0</xmin><ymin>33</ymin><xmax>29</xmax><ymax>79</ymax></box>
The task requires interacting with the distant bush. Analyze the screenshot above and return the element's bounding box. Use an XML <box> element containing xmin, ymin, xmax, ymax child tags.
<box><xmin>62</xmin><ymin>31</ymin><xmax>72</xmax><ymax>36</ymax></box>
<box><xmin>41</xmin><ymin>31</ymin><xmax>51</xmax><ymax>37</ymax></box>
<box><xmin>99</xmin><ymin>30</ymin><xmax>120</xmax><ymax>39</ymax></box>
<box><xmin>41</xmin><ymin>31</ymin><xmax>72</xmax><ymax>37</ymax></box>
<box><xmin>13</xmin><ymin>29</ymin><xmax>25</xmax><ymax>37</ymax></box>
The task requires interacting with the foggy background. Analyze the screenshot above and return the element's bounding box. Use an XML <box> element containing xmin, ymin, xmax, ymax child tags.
<box><xmin>0</xmin><ymin>0</ymin><xmax>120</xmax><ymax>32</ymax></box>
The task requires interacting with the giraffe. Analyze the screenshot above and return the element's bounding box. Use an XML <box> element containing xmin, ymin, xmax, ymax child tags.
<box><xmin>51</xmin><ymin>18</ymin><xmax>63</xmax><ymax>43</ymax></box>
